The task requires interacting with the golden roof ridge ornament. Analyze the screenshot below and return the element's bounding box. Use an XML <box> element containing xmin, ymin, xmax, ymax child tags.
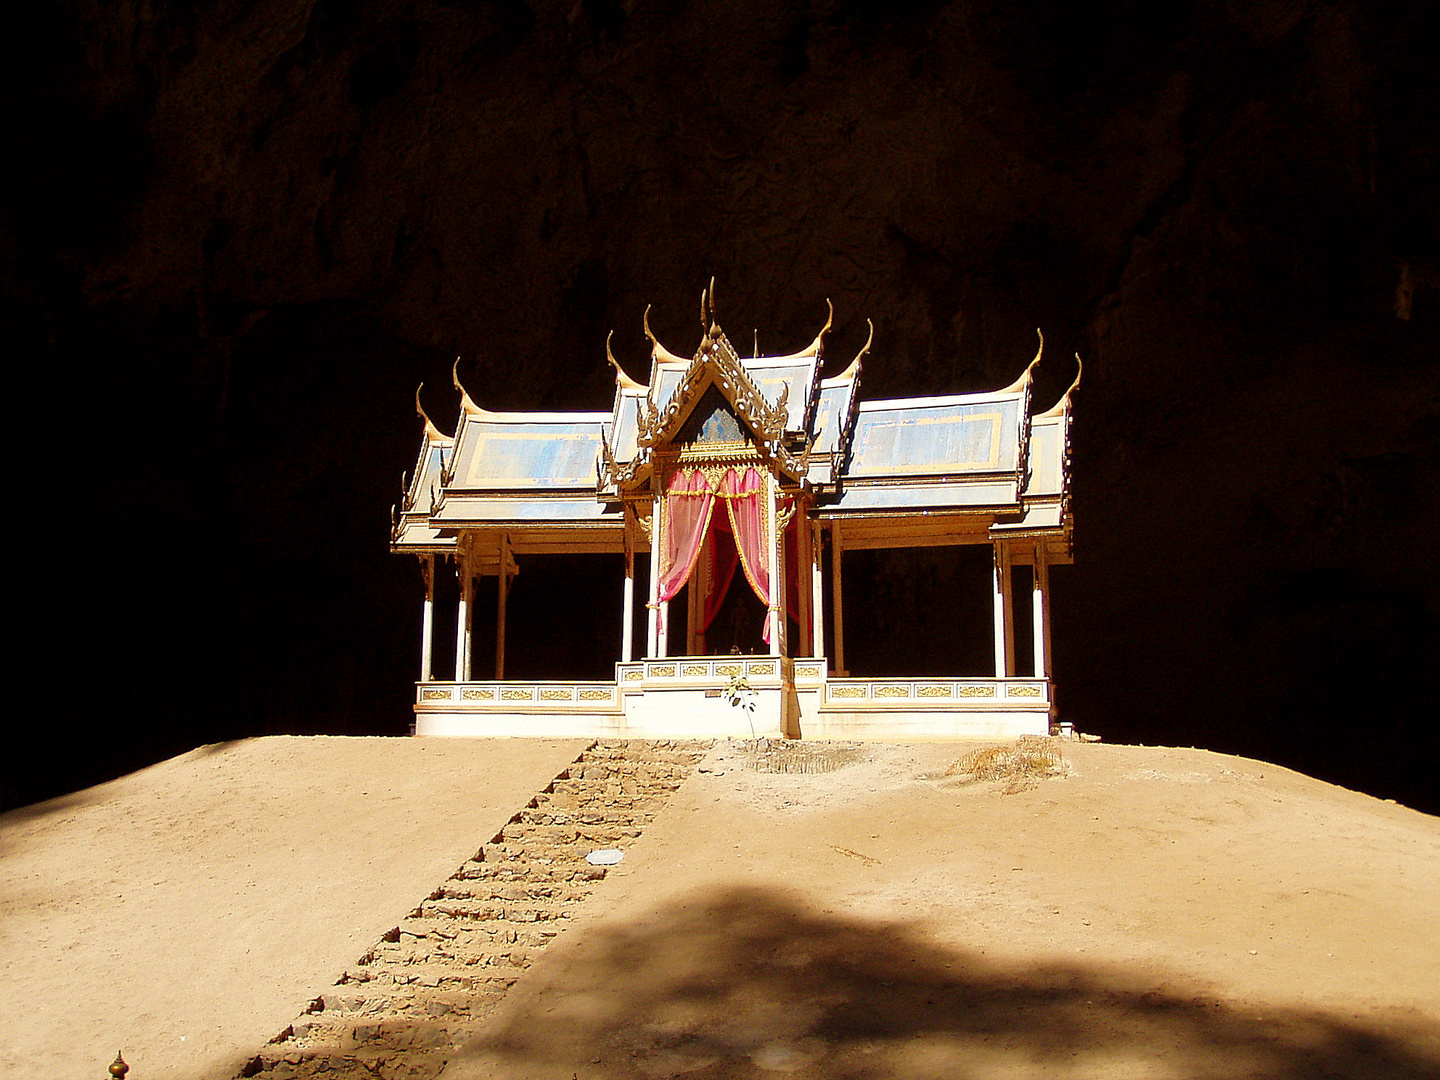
<box><xmin>808</xmin><ymin>297</ymin><xmax>834</xmax><ymax>355</ymax></box>
<box><xmin>606</xmin><ymin>331</ymin><xmax>646</xmax><ymax>391</ymax></box>
<box><xmin>452</xmin><ymin>356</ymin><xmax>492</xmax><ymax>417</ymax></box>
<box><xmin>638</xmin><ymin>323</ymin><xmax>792</xmax><ymax>459</ymax></box>
<box><xmin>1037</xmin><ymin>354</ymin><xmax>1083</xmax><ymax>418</ymax></box>
<box><xmin>997</xmin><ymin>329</ymin><xmax>1044</xmax><ymax>395</ymax></box>
<box><xmin>825</xmin><ymin>317</ymin><xmax>873</xmax><ymax>384</ymax></box>
<box><xmin>644</xmin><ymin>304</ymin><xmax>688</xmax><ymax>364</ymax></box>
<box><xmin>415</xmin><ymin>383</ymin><xmax>453</xmax><ymax>443</ymax></box>
<box><xmin>777</xmin><ymin>298</ymin><xmax>832</xmax><ymax>360</ymax></box>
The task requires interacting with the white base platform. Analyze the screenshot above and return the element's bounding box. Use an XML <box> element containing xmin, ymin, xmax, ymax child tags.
<box><xmin>414</xmin><ymin>658</ymin><xmax>1052</xmax><ymax>741</ymax></box>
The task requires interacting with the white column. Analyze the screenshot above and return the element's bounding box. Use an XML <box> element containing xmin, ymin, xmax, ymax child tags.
<box><xmin>420</xmin><ymin>556</ymin><xmax>435</xmax><ymax>682</ymax></box>
<box><xmin>455</xmin><ymin>556</ymin><xmax>473</xmax><ymax>682</ymax></box>
<box><xmin>647</xmin><ymin>493</ymin><xmax>663</xmax><ymax>658</ymax></box>
<box><xmin>810</xmin><ymin>519</ymin><xmax>825</xmax><ymax>661</ymax></box>
<box><xmin>831</xmin><ymin>518</ymin><xmax>845</xmax><ymax>675</ymax></box>
<box><xmin>767</xmin><ymin>473</ymin><xmax>785</xmax><ymax>656</ymax></box>
<box><xmin>496</xmin><ymin>534</ymin><xmax>510</xmax><ymax>680</ymax></box>
<box><xmin>992</xmin><ymin>541</ymin><xmax>1014</xmax><ymax>678</ymax></box>
<box><xmin>1032</xmin><ymin>545</ymin><xmax>1051</xmax><ymax>680</ymax></box>
<box><xmin>621</xmin><ymin>518</ymin><xmax>635</xmax><ymax>664</ymax></box>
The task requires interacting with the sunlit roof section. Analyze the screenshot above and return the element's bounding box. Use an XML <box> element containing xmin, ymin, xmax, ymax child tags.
<box><xmin>449</xmin><ymin>417</ymin><xmax>608</xmax><ymax>491</ymax></box>
<box><xmin>848</xmin><ymin>393</ymin><xmax>1025</xmax><ymax>479</ymax></box>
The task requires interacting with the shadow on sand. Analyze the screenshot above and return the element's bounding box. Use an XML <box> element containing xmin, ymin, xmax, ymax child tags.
<box><xmin>0</xmin><ymin>788</ymin><xmax>106</xmax><ymax>857</ymax></box>
<box><xmin>0</xmin><ymin>741</ymin><xmax>247</xmax><ymax>847</ymax></box>
<box><xmin>450</xmin><ymin>885</ymin><xmax>1440</xmax><ymax>1080</ymax></box>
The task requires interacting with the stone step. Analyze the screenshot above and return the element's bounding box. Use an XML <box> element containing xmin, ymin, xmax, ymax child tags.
<box><xmin>433</xmin><ymin>881</ymin><xmax>592</xmax><ymax>904</ymax></box>
<box><xmin>415</xmin><ymin>898</ymin><xmax>572</xmax><ymax>923</ymax></box>
<box><xmin>367</xmin><ymin>931</ymin><xmax>539</xmax><ymax>962</ymax></box>
<box><xmin>451</xmin><ymin>861</ymin><xmax>607</xmax><ymax>883</ymax></box>
<box><xmin>359</xmin><ymin>951</ymin><xmax>533</xmax><ymax>984</ymax></box>
<box><xmin>495</xmin><ymin>824</ymin><xmax>643</xmax><ymax>847</ymax></box>
<box><xmin>395</xmin><ymin>917</ymin><xmax>559</xmax><ymax>948</ymax></box>
<box><xmin>279</xmin><ymin>1010</ymin><xmax>466</xmax><ymax>1049</ymax></box>
<box><xmin>284</xmin><ymin>1017</ymin><xmax>459</xmax><ymax>1054</ymax></box>
<box><xmin>476</xmin><ymin>846</ymin><xmax>590</xmax><ymax>867</ymax></box>
<box><xmin>235</xmin><ymin>739</ymin><xmax>713</xmax><ymax>1080</ymax></box>
<box><xmin>333</xmin><ymin>965</ymin><xmax>522</xmax><ymax>991</ymax></box>
<box><xmin>511</xmin><ymin>804</ymin><xmax>667</xmax><ymax>825</ymax></box>
<box><xmin>521</xmin><ymin>800</ymin><xmax>662</xmax><ymax>822</ymax></box>
<box><xmin>581</xmin><ymin>746</ymin><xmax>708</xmax><ymax>764</ymax></box>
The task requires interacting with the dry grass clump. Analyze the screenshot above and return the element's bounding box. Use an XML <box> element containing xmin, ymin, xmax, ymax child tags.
<box><xmin>945</xmin><ymin>735</ymin><xmax>1066</xmax><ymax>793</ymax></box>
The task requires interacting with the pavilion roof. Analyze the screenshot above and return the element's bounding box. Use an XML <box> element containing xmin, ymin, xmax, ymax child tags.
<box><xmin>390</xmin><ymin>387</ymin><xmax>456</xmax><ymax>553</ymax></box>
<box><xmin>419</xmin><ymin>367</ymin><xmax>623</xmax><ymax>545</ymax></box>
<box><xmin>598</xmin><ymin>293</ymin><xmax>851</xmax><ymax>494</ymax></box>
<box><xmin>991</xmin><ymin>358</ymin><xmax>1080</xmax><ymax>553</ymax></box>
<box><xmin>390</xmin><ymin>294</ymin><xmax>1078</xmax><ymax>557</ymax></box>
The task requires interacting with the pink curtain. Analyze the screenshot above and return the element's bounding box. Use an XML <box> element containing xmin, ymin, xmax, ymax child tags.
<box><xmin>657</xmin><ymin>468</ymin><xmax>715</xmax><ymax>603</ymax></box>
<box><xmin>721</xmin><ymin>467</ymin><xmax>770</xmax><ymax>611</ymax></box>
<box><xmin>655</xmin><ymin>465</ymin><xmax>798</xmax><ymax>647</ymax></box>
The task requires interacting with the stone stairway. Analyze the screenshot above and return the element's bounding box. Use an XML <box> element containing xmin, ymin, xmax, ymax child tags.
<box><xmin>238</xmin><ymin>739</ymin><xmax>711</xmax><ymax>1080</ymax></box>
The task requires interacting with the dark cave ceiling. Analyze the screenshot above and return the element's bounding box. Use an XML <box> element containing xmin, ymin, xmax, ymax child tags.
<box><xmin>4</xmin><ymin>0</ymin><xmax>1437</xmax><ymax>812</ymax></box>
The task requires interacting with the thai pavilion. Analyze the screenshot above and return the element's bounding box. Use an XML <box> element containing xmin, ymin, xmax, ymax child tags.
<box><xmin>391</xmin><ymin>288</ymin><xmax>1078</xmax><ymax>740</ymax></box>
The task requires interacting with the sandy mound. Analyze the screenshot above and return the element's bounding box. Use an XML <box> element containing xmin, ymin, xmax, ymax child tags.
<box><xmin>3</xmin><ymin>737</ymin><xmax>1437</xmax><ymax>1079</ymax></box>
<box><xmin>0</xmin><ymin>736</ymin><xmax>587</xmax><ymax>1080</ymax></box>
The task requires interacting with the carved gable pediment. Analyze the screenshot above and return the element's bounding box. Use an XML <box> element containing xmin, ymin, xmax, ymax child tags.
<box><xmin>640</xmin><ymin>329</ymin><xmax>785</xmax><ymax>446</ymax></box>
<box><xmin>675</xmin><ymin>386</ymin><xmax>753</xmax><ymax>448</ymax></box>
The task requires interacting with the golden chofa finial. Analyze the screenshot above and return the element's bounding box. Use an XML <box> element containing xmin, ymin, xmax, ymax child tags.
<box><xmin>451</xmin><ymin>357</ymin><xmax>488</xmax><ymax>416</ymax></box>
<box><xmin>701</xmin><ymin>276</ymin><xmax>718</xmax><ymax>335</ymax></box>
<box><xmin>797</xmin><ymin>298</ymin><xmax>833</xmax><ymax>357</ymax></box>
<box><xmin>768</xmin><ymin>298</ymin><xmax>836</xmax><ymax>362</ymax></box>
<box><xmin>109</xmin><ymin>1050</ymin><xmax>129</xmax><ymax>1079</ymax></box>
<box><xmin>828</xmin><ymin>318</ymin><xmax>873</xmax><ymax>383</ymax></box>
<box><xmin>998</xmin><ymin>329</ymin><xmax>1044</xmax><ymax>395</ymax></box>
<box><xmin>606</xmin><ymin>331</ymin><xmax>645</xmax><ymax>390</ymax></box>
<box><xmin>414</xmin><ymin>383</ymin><xmax>452</xmax><ymax>443</ymax></box>
<box><xmin>1038</xmin><ymin>353</ymin><xmax>1083</xmax><ymax>418</ymax></box>
<box><xmin>643</xmin><ymin>304</ymin><xmax>687</xmax><ymax>364</ymax></box>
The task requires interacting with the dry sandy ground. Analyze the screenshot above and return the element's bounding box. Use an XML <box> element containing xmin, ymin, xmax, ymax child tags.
<box><xmin>3</xmin><ymin>736</ymin><xmax>1438</xmax><ymax>1080</ymax></box>
<box><xmin>0</xmin><ymin>737</ymin><xmax>587</xmax><ymax>1080</ymax></box>
<box><xmin>448</xmin><ymin>741</ymin><xmax>1440</xmax><ymax>1079</ymax></box>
